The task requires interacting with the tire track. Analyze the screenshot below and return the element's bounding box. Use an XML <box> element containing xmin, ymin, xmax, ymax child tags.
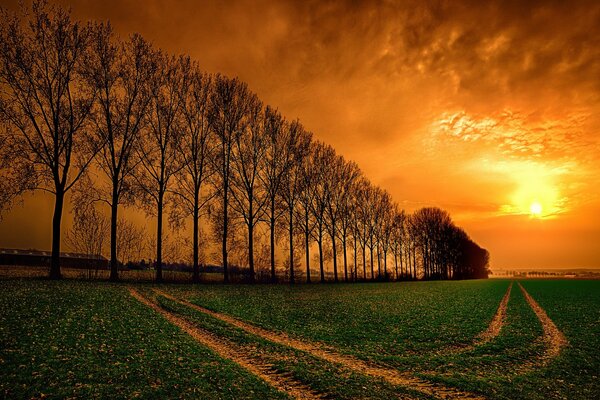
<box><xmin>153</xmin><ymin>288</ymin><xmax>485</xmax><ymax>400</ymax></box>
<box><xmin>518</xmin><ymin>283</ymin><xmax>568</xmax><ymax>365</ymax></box>
<box><xmin>128</xmin><ymin>288</ymin><xmax>323</xmax><ymax>400</ymax></box>
<box><xmin>423</xmin><ymin>282</ymin><xmax>513</xmax><ymax>360</ymax></box>
<box><xmin>474</xmin><ymin>282</ymin><xmax>513</xmax><ymax>346</ymax></box>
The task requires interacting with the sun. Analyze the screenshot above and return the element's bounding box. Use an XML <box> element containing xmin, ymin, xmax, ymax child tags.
<box><xmin>530</xmin><ymin>202</ymin><xmax>543</xmax><ymax>217</ymax></box>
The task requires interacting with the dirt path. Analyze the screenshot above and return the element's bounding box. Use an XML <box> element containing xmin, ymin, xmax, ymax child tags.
<box><xmin>518</xmin><ymin>283</ymin><xmax>568</xmax><ymax>364</ymax></box>
<box><xmin>153</xmin><ymin>288</ymin><xmax>485</xmax><ymax>400</ymax></box>
<box><xmin>475</xmin><ymin>282</ymin><xmax>512</xmax><ymax>345</ymax></box>
<box><xmin>129</xmin><ymin>288</ymin><xmax>323</xmax><ymax>400</ymax></box>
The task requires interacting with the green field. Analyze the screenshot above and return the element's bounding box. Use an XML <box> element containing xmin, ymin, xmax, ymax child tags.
<box><xmin>1</xmin><ymin>278</ymin><xmax>598</xmax><ymax>399</ymax></box>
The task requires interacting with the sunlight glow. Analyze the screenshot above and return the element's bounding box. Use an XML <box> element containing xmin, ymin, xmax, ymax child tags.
<box><xmin>530</xmin><ymin>202</ymin><xmax>542</xmax><ymax>217</ymax></box>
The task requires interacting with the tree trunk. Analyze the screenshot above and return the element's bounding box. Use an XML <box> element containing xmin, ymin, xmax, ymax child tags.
<box><xmin>394</xmin><ymin>251</ymin><xmax>398</xmax><ymax>281</ymax></box>
<box><xmin>362</xmin><ymin>244</ymin><xmax>367</xmax><ymax>281</ymax></box>
<box><xmin>318</xmin><ymin>229</ymin><xmax>324</xmax><ymax>283</ymax></box>
<box><xmin>156</xmin><ymin>190</ymin><xmax>164</xmax><ymax>282</ymax></box>
<box><xmin>400</xmin><ymin>248</ymin><xmax>404</xmax><ymax>279</ymax></box>
<box><xmin>384</xmin><ymin>250</ymin><xmax>388</xmax><ymax>279</ymax></box>
<box><xmin>109</xmin><ymin>185</ymin><xmax>119</xmax><ymax>281</ymax></box>
<box><xmin>248</xmin><ymin>221</ymin><xmax>255</xmax><ymax>283</ymax></box>
<box><xmin>377</xmin><ymin>243</ymin><xmax>381</xmax><ymax>279</ymax></box>
<box><xmin>49</xmin><ymin>189</ymin><xmax>64</xmax><ymax>280</ymax></box>
<box><xmin>353</xmin><ymin>235</ymin><xmax>358</xmax><ymax>282</ymax></box>
<box><xmin>305</xmin><ymin>211</ymin><xmax>311</xmax><ymax>283</ymax></box>
<box><xmin>331</xmin><ymin>228</ymin><xmax>338</xmax><ymax>283</ymax></box>
<box><xmin>289</xmin><ymin>209</ymin><xmax>294</xmax><ymax>284</ymax></box>
<box><xmin>192</xmin><ymin>202</ymin><xmax>200</xmax><ymax>283</ymax></box>
<box><xmin>370</xmin><ymin>241</ymin><xmax>374</xmax><ymax>280</ymax></box>
<box><xmin>342</xmin><ymin>235</ymin><xmax>348</xmax><ymax>282</ymax></box>
<box><xmin>222</xmin><ymin>174</ymin><xmax>229</xmax><ymax>283</ymax></box>
<box><xmin>270</xmin><ymin>200</ymin><xmax>276</xmax><ymax>283</ymax></box>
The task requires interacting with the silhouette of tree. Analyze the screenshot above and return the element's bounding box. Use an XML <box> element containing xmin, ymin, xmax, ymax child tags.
<box><xmin>209</xmin><ymin>75</ymin><xmax>255</xmax><ymax>283</ymax></box>
<box><xmin>0</xmin><ymin>2</ymin><xmax>99</xmax><ymax>279</ymax></box>
<box><xmin>229</xmin><ymin>95</ymin><xmax>265</xmax><ymax>282</ymax></box>
<box><xmin>309</xmin><ymin>142</ymin><xmax>336</xmax><ymax>282</ymax></box>
<box><xmin>84</xmin><ymin>23</ymin><xmax>155</xmax><ymax>281</ymax></box>
<box><xmin>133</xmin><ymin>51</ymin><xmax>182</xmax><ymax>282</ymax></box>
<box><xmin>278</xmin><ymin>121</ymin><xmax>312</xmax><ymax>284</ymax></box>
<box><xmin>296</xmin><ymin>140</ymin><xmax>318</xmax><ymax>283</ymax></box>
<box><xmin>172</xmin><ymin>59</ymin><xmax>215</xmax><ymax>282</ymax></box>
<box><xmin>66</xmin><ymin>202</ymin><xmax>109</xmax><ymax>258</ymax></box>
<box><xmin>330</xmin><ymin>157</ymin><xmax>360</xmax><ymax>282</ymax></box>
<box><xmin>260</xmin><ymin>107</ymin><xmax>298</xmax><ymax>282</ymax></box>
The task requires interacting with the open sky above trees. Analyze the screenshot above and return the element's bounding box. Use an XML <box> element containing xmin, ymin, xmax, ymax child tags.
<box><xmin>1</xmin><ymin>0</ymin><xmax>599</xmax><ymax>270</ymax></box>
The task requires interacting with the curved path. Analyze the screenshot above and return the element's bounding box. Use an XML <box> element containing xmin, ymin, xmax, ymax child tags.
<box><xmin>129</xmin><ymin>288</ymin><xmax>323</xmax><ymax>400</ymax></box>
<box><xmin>517</xmin><ymin>283</ymin><xmax>568</xmax><ymax>365</ymax></box>
<box><xmin>474</xmin><ymin>282</ymin><xmax>513</xmax><ymax>346</ymax></box>
<box><xmin>153</xmin><ymin>288</ymin><xmax>485</xmax><ymax>400</ymax></box>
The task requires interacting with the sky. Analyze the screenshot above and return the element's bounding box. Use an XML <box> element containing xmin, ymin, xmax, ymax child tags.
<box><xmin>1</xmin><ymin>0</ymin><xmax>599</xmax><ymax>269</ymax></box>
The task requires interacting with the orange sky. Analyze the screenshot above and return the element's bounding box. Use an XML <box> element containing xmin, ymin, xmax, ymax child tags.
<box><xmin>1</xmin><ymin>0</ymin><xmax>599</xmax><ymax>269</ymax></box>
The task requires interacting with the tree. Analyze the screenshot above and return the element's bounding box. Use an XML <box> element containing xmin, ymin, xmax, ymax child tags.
<box><xmin>309</xmin><ymin>142</ymin><xmax>336</xmax><ymax>282</ymax></box>
<box><xmin>173</xmin><ymin>59</ymin><xmax>214</xmax><ymax>282</ymax></box>
<box><xmin>260</xmin><ymin>107</ymin><xmax>296</xmax><ymax>282</ymax></box>
<box><xmin>229</xmin><ymin>94</ymin><xmax>265</xmax><ymax>282</ymax></box>
<box><xmin>66</xmin><ymin>203</ymin><xmax>109</xmax><ymax>258</ymax></box>
<box><xmin>353</xmin><ymin>178</ymin><xmax>372</xmax><ymax>280</ymax></box>
<box><xmin>85</xmin><ymin>23</ymin><xmax>155</xmax><ymax>281</ymax></box>
<box><xmin>332</xmin><ymin>158</ymin><xmax>360</xmax><ymax>282</ymax></box>
<box><xmin>0</xmin><ymin>2</ymin><xmax>98</xmax><ymax>279</ymax></box>
<box><xmin>134</xmin><ymin>51</ymin><xmax>182</xmax><ymax>282</ymax></box>
<box><xmin>390</xmin><ymin>209</ymin><xmax>406</xmax><ymax>279</ymax></box>
<box><xmin>377</xmin><ymin>192</ymin><xmax>394</xmax><ymax>280</ymax></box>
<box><xmin>116</xmin><ymin>217</ymin><xmax>146</xmax><ymax>265</ymax></box>
<box><xmin>209</xmin><ymin>75</ymin><xmax>255</xmax><ymax>283</ymax></box>
<box><xmin>296</xmin><ymin>140</ymin><xmax>318</xmax><ymax>283</ymax></box>
<box><xmin>279</xmin><ymin>121</ymin><xmax>312</xmax><ymax>284</ymax></box>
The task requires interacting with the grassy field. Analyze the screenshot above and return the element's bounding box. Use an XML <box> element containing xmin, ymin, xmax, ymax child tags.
<box><xmin>1</xmin><ymin>278</ymin><xmax>598</xmax><ymax>399</ymax></box>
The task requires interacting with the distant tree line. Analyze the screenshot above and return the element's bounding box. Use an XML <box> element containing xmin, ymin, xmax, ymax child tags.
<box><xmin>0</xmin><ymin>2</ymin><xmax>489</xmax><ymax>282</ymax></box>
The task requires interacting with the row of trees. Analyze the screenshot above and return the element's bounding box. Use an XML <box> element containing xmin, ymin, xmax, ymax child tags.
<box><xmin>0</xmin><ymin>2</ymin><xmax>489</xmax><ymax>282</ymax></box>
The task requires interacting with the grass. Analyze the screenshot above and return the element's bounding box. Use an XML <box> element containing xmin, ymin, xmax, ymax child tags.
<box><xmin>1</xmin><ymin>277</ymin><xmax>598</xmax><ymax>399</ymax></box>
<box><xmin>164</xmin><ymin>279</ymin><xmax>510</xmax><ymax>357</ymax></box>
<box><xmin>149</xmin><ymin>289</ymin><xmax>428</xmax><ymax>399</ymax></box>
<box><xmin>0</xmin><ymin>280</ymin><xmax>287</xmax><ymax>399</ymax></box>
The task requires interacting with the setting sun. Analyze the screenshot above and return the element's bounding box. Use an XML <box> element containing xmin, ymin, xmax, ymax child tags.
<box><xmin>530</xmin><ymin>202</ymin><xmax>543</xmax><ymax>217</ymax></box>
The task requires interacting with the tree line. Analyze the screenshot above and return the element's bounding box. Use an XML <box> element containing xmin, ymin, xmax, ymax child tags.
<box><xmin>0</xmin><ymin>2</ymin><xmax>489</xmax><ymax>283</ymax></box>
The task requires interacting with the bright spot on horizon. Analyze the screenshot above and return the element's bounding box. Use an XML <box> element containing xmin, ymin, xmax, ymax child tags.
<box><xmin>530</xmin><ymin>202</ymin><xmax>543</xmax><ymax>217</ymax></box>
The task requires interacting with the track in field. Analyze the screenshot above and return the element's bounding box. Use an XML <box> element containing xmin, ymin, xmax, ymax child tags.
<box><xmin>129</xmin><ymin>282</ymin><xmax>568</xmax><ymax>400</ymax></box>
<box><xmin>129</xmin><ymin>288</ymin><xmax>323</xmax><ymax>400</ymax></box>
<box><xmin>518</xmin><ymin>283</ymin><xmax>568</xmax><ymax>367</ymax></box>
<box><xmin>152</xmin><ymin>288</ymin><xmax>484</xmax><ymax>400</ymax></box>
<box><xmin>475</xmin><ymin>282</ymin><xmax>513</xmax><ymax>346</ymax></box>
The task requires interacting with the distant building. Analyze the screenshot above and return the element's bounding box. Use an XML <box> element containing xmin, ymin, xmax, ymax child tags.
<box><xmin>0</xmin><ymin>248</ymin><xmax>109</xmax><ymax>270</ymax></box>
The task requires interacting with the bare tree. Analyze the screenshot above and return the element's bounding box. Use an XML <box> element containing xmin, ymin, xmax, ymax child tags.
<box><xmin>309</xmin><ymin>142</ymin><xmax>336</xmax><ymax>282</ymax></box>
<box><xmin>260</xmin><ymin>107</ymin><xmax>296</xmax><ymax>282</ymax></box>
<box><xmin>296</xmin><ymin>140</ymin><xmax>318</xmax><ymax>283</ymax></box>
<box><xmin>279</xmin><ymin>121</ymin><xmax>312</xmax><ymax>284</ymax></box>
<box><xmin>209</xmin><ymin>75</ymin><xmax>254</xmax><ymax>283</ymax></box>
<box><xmin>332</xmin><ymin>158</ymin><xmax>360</xmax><ymax>282</ymax></box>
<box><xmin>172</xmin><ymin>59</ymin><xmax>215</xmax><ymax>282</ymax></box>
<box><xmin>0</xmin><ymin>2</ymin><xmax>98</xmax><ymax>279</ymax></box>
<box><xmin>377</xmin><ymin>191</ymin><xmax>394</xmax><ymax>279</ymax></box>
<box><xmin>353</xmin><ymin>179</ymin><xmax>371</xmax><ymax>280</ymax></box>
<box><xmin>84</xmin><ymin>23</ymin><xmax>155</xmax><ymax>281</ymax></box>
<box><xmin>134</xmin><ymin>51</ymin><xmax>182</xmax><ymax>282</ymax></box>
<box><xmin>229</xmin><ymin>95</ymin><xmax>266</xmax><ymax>282</ymax></box>
<box><xmin>116</xmin><ymin>217</ymin><xmax>146</xmax><ymax>265</ymax></box>
<box><xmin>66</xmin><ymin>203</ymin><xmax>109</xmax><ymax>274</ymax></box>
<box><xmin>390</xmin><ymin>208</ymin><xmax>406</xmax><ymax>279</ymax></box>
